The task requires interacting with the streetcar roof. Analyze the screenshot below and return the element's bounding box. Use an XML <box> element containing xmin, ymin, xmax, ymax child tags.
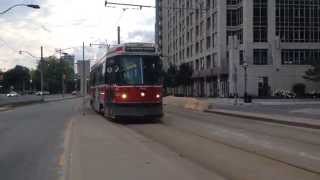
<box><xmin>91</xmin><ymin>42</ymin><xmax>157</xmax><ymax>71</ymax></box>
<box><xmin>107</xmin><ymin>42</ymin><xmax>156</xmax><ymax>57</ymax></box>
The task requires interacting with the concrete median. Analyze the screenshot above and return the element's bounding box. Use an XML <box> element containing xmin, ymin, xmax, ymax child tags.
<box><xmin>205</xmin><ymin>109</ymin><xmax>320</xmax><ymax>129</ymax></box>
<box><xmin>163</xmin><ymin>96</ymin><xmax>209</xmax><ymax>111</ymax></box>
<box><xmin>163</xmin><ymin>96</ymin><xmax>320</xmax><ymax>129</ymax></box>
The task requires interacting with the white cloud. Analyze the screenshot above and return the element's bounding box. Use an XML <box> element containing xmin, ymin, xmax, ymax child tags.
<box><xmin>0</xmin><ymin>0</ymin><xmax>155</xmax><ymax>71</ymax></box>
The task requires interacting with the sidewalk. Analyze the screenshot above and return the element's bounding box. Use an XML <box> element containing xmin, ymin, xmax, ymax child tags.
<box><xmin>164</xmin><ymin>96</ymin><xmax>320</xmax><ymax>129</ymax></box>
<box><xmin>65</xmin><ymin>111</ymin><xmax>223</xmax><ymax>180</ymax></box>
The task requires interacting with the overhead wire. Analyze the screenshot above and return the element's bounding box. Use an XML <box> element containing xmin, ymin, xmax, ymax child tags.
<box><xmin>105</xmin><ymin>1</ymin><xmax>212</xmax><ymax>12</ymax></box>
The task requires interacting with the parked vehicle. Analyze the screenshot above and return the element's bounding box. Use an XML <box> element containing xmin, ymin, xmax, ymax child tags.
<box><xmin>35</xmin><ymin>91</ymin><xmax>50</xmax><ymax>96</ymax></box>
<box><xmin>6</xmin><ymin>91</ymin><xmax>19</xmax><ymax>97</ymax></box>
<box><xmin>72</xmin><ymin>91</ymin><xmax>77</xmax><ymax>95</ymax></box>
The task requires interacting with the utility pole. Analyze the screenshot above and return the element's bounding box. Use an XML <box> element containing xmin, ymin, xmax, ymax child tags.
<box><xmin>117</xmin><ymin>26</ymin><xmax>121</xmax><ymax>44</ymax></box>
<box><xmin>243</xmin><ymin>62</ymin><xmax>249</xmax><ymax>102</ymax></box>
<box><xmin>82</xmin><ymin>42</ymin><xmax>86</xmax><ymax>115</ymax></box>
<box><xmin>59</xmin><ymin>48</ymin><xmax>65</xmax><ymax>97</ymax></box>
<box><xmin>40</xmin><ymin>46</ymin><xmax>44</xmax><ymax>101</ymax></box>
<box><xmin>62</xmin><ymin>74</ymin><xmax>65</xmax><ymax>97</ymax></box>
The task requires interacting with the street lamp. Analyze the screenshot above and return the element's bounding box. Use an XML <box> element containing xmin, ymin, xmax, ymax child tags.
<box><xmin>0</xmin><ymin>4</ymin><xmax>40</xmax><ymax>15</ymax></box>
<box><xmin>18</xmin><ymin>48</ymin><xmax>44</xmax><ymax>101</ymax></box>
<box><xmin>242</xmin><ymin>62</ymin><xmax>249</xmax><ymax>102</ymax></box>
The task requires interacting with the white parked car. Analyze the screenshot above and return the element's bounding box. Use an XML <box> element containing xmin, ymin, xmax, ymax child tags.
<box><xmin>6</xmin><ymin>91</ymin><xmax>19</xmax><ymax>97</ymax></box>
<box><xmin>72</xmin><ymin>91</ymin><xmax>78</xmax><ymax>95</ymax></box>
<box><xmin>35</xmin><ymin>91</ymin><xmax>50</xmax><ymax>96</ymax></box>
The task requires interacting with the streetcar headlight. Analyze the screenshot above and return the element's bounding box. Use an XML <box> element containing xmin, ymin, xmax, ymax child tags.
<box><xmin>140</xmin><ymin>92</ymin><xmax>146</xmax><ymax>97</ymax></box>
<box><xmin>156</xmin><ymin>94</ymin><xmax>161</xmax><ymax>98</ymax></box>
<box><xmin>121</xmin><ymin>93</ymin><xmax>127</xmax><ymax>99</ymax></box>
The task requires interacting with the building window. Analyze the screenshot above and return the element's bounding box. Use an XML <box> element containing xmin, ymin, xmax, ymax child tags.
<box><xmin>281</xmin><ymin>49</ymin><xmax>320</xmax><ymax>65</ymax></box>
<box><xmin>196</xmin><ymin>42</ymin><xmax>199</xmax><ymax>54</ymax></box>
<box><xmin>227</xmin><ymin>8</ymin><xmax>243</xmax><ymax>26</ymax></box>
<box><xmin>206</xmin><ymin>55</ymin><xmax>211</xmax><ymax>69</ymax></box>
<box><xmin>253</xmin><ymin>0</ymin><xmax>268</xmax><ymax>42</ymax></box>
<box><xmin>206</xmin><ymin>36</ymin><xmax>211</xmax><ymax>49</ymax></box>
<box><xmin>195</xmin><ymin>59</ymin><xmax>199</xmax><ymax>70</ymax></box>
<box><xmin>227</xmin><ymin>30</ymin><xmax>243</xmax><ymax>44</ymax></box>
<box><xmin>206</xmin><ymin>17</ymin><xmax>211</xmax><ymax>31</ymax></box>
<box><xmin>239</xmin><ymin>50</ymin><xmax>244</xmax><ymax>65</ymax></box>
<box><xmin>200</xmin><ymin>57</ymin><xmax>205</xmax><ymax>69</ymax></box>
<box><xmin>196</xmin><ymin>25</ymin><xmax>199</xmax><ymax>37</ymax></box>
<box><xmin>227</xmin><ymin>0</ymin><xmax>242</xmax><ymax>5</ymax></box>
<box><xmin>200</xmin><ymin>21</ymin><xmax>204</xmax><ymax>35</ymax></box>
<box><xmin>253</xmin><ymin>49</ymin><xmax>268</xmax><ymax>65</ymax></box>
<box><xmin>276</xmin><ymin>0</ymin><xmax>320</xmax><ymax>43</ymax></box>
<box><xmin>212</xmin><ymin>53</ymin><xmax>217</xmax><ymax>67</ymax></box>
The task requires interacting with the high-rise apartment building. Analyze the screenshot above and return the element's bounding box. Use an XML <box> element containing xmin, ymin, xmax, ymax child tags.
<box><xmin>61</xmin><ymin>53</ymin><xmax>75</xmax><ymax>72</ymax></box>
<box><xmin>156</xmin><ymin>0</ymin><xmax>320</xmax><ymax>97</ymax></box>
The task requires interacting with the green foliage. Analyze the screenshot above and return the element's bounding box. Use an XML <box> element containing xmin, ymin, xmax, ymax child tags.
<box><xmin>3</xmin><ymin>65</ymin><xmax>30</xmax><ymax>92</ymax></box>
<box><xmin>176</xmin><ymin>63</ymin><xmax>193</xmax><ymax>86</ymax></box>
<box><xmin>32</xmin><ymin>56</ymin><xmax>75</xmax><ymax>93</ymax></box>
<box><xmin>304</xmin><ymin>60</ymin><xmax>320</xmax><ymax>82</ymax></box>
<box><xmin>163</xmin><ymin>64</ymin><xmax>178</xmax><ymax>88</ymax></box>
<box><xmin>292</xmin><ymin>83</ymin><xmax>306</xmax><ymax>97</ymax></box>
<box><xmin>163</xmin><ymin>63</ymin><xmax>194</xmax><ymax>88</ymax></box>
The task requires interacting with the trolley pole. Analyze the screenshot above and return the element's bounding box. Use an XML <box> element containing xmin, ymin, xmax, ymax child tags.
<box><xmin>117</xmin><ymin>26</ymin><xmax>121</xmax><ymax>44</ymax></box>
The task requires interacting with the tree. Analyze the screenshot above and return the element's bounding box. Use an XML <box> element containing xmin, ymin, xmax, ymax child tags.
<box><xmin>304</xmin><ymin>60</ymin><xmax>320</xmax><ymax>82</ymax></box>
<box><xmin>176</xmin><ymin>63</ymin><xmax>193</xmax><ymax>86</ymax></box>
<box><xmin>176</xmin><ymin>63</ymin><xmax>193</xmax><ymax>96</ymax></box>
<box><xmin>32</xmin><ymin>56</ymin><xmax>75</xmax><ymax>94</ymax></box>
<box><xmin>292</xmin><ymin>83</ymin><xmax>306</xmax><ymax>97</ymax></box>
<box><xmin>163</xmin><ymin>64</ymin><xmax>178</xmax><ymax>88</ymax></box>
<box><xmin>3</xmin><ymin>65</ymin><xmax>30</xmax><ymax>93</ymax></box>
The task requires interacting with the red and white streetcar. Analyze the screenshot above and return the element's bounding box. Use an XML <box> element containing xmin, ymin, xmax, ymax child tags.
<box><xmin>90</xmin><ymin>43</ymin><xmax>163</xmax><ymax>119</ymax></box>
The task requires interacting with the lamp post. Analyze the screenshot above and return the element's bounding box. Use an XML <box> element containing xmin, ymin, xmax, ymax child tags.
<box><xmin>0</xmin><ymin>4</ymin><xmax>40</xmax><ymax>15</ymax></box>
<box><xmin>19</xmin><ymin>47</ymin><xmax>44</xmax><ymax>101</ymax></box>
<box><xmin>242</xmin><ymin>62</ymin><xmax>248</xmax><ymax>102</ymax></box>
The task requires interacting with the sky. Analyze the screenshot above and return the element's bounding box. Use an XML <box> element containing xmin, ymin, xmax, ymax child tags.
<box><xmin>0</xmin><ymin>0</ymin><xmax>155</xmax><ymax>71</ymax></box>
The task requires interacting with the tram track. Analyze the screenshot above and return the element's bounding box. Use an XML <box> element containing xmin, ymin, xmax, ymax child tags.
<box><xmin>123</xmin><ymin>106</ymin><xmax>320</xmax><ymax>180</ymax></box>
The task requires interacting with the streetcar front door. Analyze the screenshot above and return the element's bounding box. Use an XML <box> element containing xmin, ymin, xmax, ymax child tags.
<box><xmin>105</xmin><ymin>59</ymin><xmax>116</xmax><ymax>117</ymax></box>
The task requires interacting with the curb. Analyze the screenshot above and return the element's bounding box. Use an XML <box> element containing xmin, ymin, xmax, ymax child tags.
<box><xmin>0</xmin><ymin>96</ymin><xmax>80</xmax><ymax>109</ymax></box>
<box><xmin>45</xmin><ymin>96</ymin><xmax>80</xmax><ymax>103</ymax></box>
<box><xmin>0</xmin><ymin>100</ymin><xmax>43</xmax><ymax>108</ymax></box>
<box><xmin>205</xmin><ymin>109</ymin><xmax>320</xmax><ymax>129</ymax></box>
<box><xmin>0</xmin><ymin>106</ymin><xmax>13</xmax><ymax>112</ymax></box>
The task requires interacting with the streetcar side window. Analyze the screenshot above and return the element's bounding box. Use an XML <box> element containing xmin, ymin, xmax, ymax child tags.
<box><xmin>143</xmin><ymin>56</ymin><xmax>162</xmax><ymax>85</ymax></box>
<box><xmin>96</xmin><ymin>64</ymin><xmax>105</xmax><ymax>85</ymax></box>
<box><xmin>106</xmin><ymin>58</ymin><xmax>114</xmax><ymax>84</ymax></box>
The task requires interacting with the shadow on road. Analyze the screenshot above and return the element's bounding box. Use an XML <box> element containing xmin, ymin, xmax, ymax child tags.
<box><xmin>116</xmin><ymin>117</ymin><xmax>163</xmax><ymax>125</ymax></box>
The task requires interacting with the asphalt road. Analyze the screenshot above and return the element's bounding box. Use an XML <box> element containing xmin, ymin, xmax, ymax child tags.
<box><xmin>0</xmin><ymin>99</ymin><xmax>80</xmax><ymax>180</ymax></box>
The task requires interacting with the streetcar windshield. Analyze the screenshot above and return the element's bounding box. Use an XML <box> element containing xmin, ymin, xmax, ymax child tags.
<box><xmin>116</xmin><ymin>55</ymin><xmax>161</xmax><ymax>85</ymax></box>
